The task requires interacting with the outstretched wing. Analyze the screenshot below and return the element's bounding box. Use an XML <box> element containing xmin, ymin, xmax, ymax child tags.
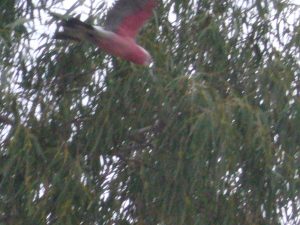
<box><xmin>104</xmin><ymin>0</ymin><xmax>156</xmax><ymax>38</ymax></box>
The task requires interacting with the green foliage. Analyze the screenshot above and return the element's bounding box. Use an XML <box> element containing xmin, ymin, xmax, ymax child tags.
<box><xmin>0</xmin><ymin>0</ymin><xmax>299</xmax><ymax>224</ymax></box>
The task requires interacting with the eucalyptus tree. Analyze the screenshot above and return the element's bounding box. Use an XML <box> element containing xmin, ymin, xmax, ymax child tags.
<box><xmin>0</xmin><ymin>0</ymin><xmax>299</xmax><ymax>224</ymax></box>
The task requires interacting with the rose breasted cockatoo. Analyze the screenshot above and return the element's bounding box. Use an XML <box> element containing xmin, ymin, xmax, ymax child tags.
<box><xmin>54</xmin><ymin>0</ymin><xmax>157</xmax><ymax>66</ymax></box>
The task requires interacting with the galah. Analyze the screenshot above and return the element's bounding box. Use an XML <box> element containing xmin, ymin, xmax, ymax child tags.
<box><xmin>54</xmin><ymin>0</ymin><xmax>157</xmax><ymax>66</ymax></box>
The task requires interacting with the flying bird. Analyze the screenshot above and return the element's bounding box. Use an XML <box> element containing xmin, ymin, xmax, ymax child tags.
<box><xmin>54</xmin><ymin>0</ymin><xmax>157</xmax><ymax>66</ymax></box>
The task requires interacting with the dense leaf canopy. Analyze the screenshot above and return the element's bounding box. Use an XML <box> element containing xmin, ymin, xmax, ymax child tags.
<box><xmin>0</xmin><ymin>0</ymin><xmax>299</xmax><ymax>224</ymax></box>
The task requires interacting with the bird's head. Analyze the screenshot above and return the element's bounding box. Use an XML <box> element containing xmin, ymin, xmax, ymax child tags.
<box><xmin>137</xmin><ymin>46</ymin><xmax>153</xmax><ymax>66</ymax></box>
<box><xmin>143</xmin><ymin>54</ymin><xmax>153</xmax><ymax>67</ymax></box>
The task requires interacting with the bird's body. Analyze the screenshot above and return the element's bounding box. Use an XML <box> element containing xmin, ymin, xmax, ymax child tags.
<box><xmin>54</xmin><ymin>0</ymin><xmax>156</xmax><ymax>66</ymax></box>
<box><xmin>93</xmin><ymin>26</ymin><xmax>152</xmax><ymax>65</ymax></box>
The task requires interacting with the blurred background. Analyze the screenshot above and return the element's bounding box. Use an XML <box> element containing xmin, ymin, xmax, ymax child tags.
<box><xmin>0</xmin><ymin>0</ymin><xmax>299</xmax><ymax>224</ymax></box>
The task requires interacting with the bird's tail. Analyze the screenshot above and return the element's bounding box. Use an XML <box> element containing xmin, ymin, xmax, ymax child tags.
<box><xmin>54</xmin><ymin>17</ymin><xmax>96</xmax><ymax>42</ymax></box>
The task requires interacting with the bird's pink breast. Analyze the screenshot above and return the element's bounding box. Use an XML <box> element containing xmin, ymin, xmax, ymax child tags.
<box><xmin>97</xmin><ymin>34</ymin><xmax>150</xmax><ymax>65</ymax></box>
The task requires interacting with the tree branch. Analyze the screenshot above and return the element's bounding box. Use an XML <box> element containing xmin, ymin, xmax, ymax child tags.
<box><xmin>0</xmin><ymin>115</ymin><xmax>14</xmax><ymax>125</ymax></box>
